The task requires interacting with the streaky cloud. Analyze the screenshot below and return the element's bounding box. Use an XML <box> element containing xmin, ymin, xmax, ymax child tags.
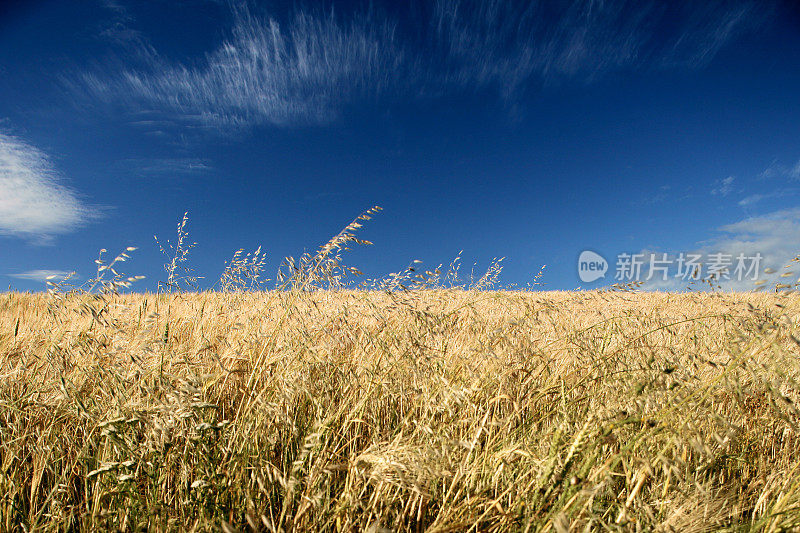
<box><xmin>84</xmin><ymin>3</ymin><xmax>404</xmax><ymax>130</ymax></box>
<box><xmin>8</xmin><ymin>269</ymin><xmax>76</xmax><ymax>282</ymax></box>
<box><xmin>431</xmin><ymin>0</ymin><xmax>769</xmax><ymax>94</ymax></box>
<box><xmin>0</xmin><ymin>132</ymin><xmax>97</xmax><ymax>242</ymax></box>
<box><xmin>76</xmin><ymin>0</ymin><xmax>773</xmax><ymax>129</ymax></box>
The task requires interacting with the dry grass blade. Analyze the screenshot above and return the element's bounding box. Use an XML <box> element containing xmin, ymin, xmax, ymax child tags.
<box><xmin>3</xmin><ymin>206</ymin><xmax>800</xmax><ymax>531</ymax></box>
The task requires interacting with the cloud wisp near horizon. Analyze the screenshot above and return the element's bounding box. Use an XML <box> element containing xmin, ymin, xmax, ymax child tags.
<box><xmin>635</xmin><ymin>207</ymin><xmax>800</xmax><ymax>291</ymax></box>
<box><xmin>7</xmin><ymin>269</ymin><xmax>76</xmax><ymax>283</ymax></box>
<box><xmin>0</xmin><ymin>132</ymin><xmax>98</xmax><ymax>244</ymax></box>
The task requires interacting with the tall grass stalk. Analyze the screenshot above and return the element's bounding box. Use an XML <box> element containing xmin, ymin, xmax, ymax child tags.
<box><xmin>2</xmin><ymin>208</ymin><xmax>800</xmax><ymax>530</ymax></box>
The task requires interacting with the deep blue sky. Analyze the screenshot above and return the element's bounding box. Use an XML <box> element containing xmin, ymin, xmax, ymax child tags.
<box><xmin>2</xmin><ymin>0</ymin><xmax>800</xmax><ymax>291</ymax></box>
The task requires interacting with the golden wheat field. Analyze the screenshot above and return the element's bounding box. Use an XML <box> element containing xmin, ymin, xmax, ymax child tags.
<box><xmin>2</xmin><ymin>287</ymin><xmax>800</xmax><ymax>532</ymax></box>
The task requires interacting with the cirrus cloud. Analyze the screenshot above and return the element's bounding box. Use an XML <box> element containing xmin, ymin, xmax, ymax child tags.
<box><xmin>0</xmin><ymin>132</ymin><xmax>97</xmax><ymax>242</ymax></box>
<box><xmin>8</xmin><ymin>269</ymin><xmax>76</xmax><ymax>283</ymax></box>
<box><xmin>82</xmin><ymin>3</ymin><xmax>405</xmax><ymax>130</ymax></box>
<box><xmin>74</xmin><ymin>0</ymin><xmax>772</xmax><ymax>131</ymax></box>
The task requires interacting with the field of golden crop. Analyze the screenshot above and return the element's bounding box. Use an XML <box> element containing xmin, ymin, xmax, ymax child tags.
<box><xmin>2</xmin><ymin>287</ymin><xmax>800</xmax><ymax>531</ymax></box>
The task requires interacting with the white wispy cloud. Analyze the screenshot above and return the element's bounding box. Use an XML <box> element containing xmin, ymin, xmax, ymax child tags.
<box><xmin>711</xmin><ymin>176</ymin><xmax>735</xmax><ymax>196</ymax></box>
<box><xmin>83</xmin><ymin>3</ymin><xmax>404</xmax><ymax>129</ymax></box>
<box><xmin>121</xmin><ymin>157</ymin><xmax>213</xmax><ymax>176</ymax></box>
<box><xmin>758</xmin><ymin>159</ymin><xmax>800</xmax><ymax>180</ymax></box>
<box><xmin>0</xmin><ymin>132</ymin><xmax>96</xmax><ymax>242</ymax></box>
<box><xmin>737</xmin><ymin>192</ymin><xmax>788</xmax><ymax>207</ymax></box>
<box><xmin>8</xmin><ymin>269</ymin><xmax>76</xmax><ymax>283</ymax></box>
<box><xmin>638</xmin><ymin>208</ymin><xmax>800</xmax><ymax>291</ymax></box>
<box><xmin>430</xmin><ymin>0</ymin><xmax>766</xmax><ymax>93</ymax></box>
<box><xmin>738</xmin><ymin>193</ymin><xmax>768</xmax><ymax>207</ymax></box>
<box><xmin>76</xmin><ymin>0</ymin><xmax>771</xmax><ymax>128</ymax></box>
<box><xmin>431</xmin><ymin>0</ymin><xmax>650</xmax><ymax>93</ymax></box>
<box><xmin>733</xmin><ymin>158</ymin><xmax>800</xmax><ymax>209</ymax></box>
<box><xmin>659</xmin><ymin>2</ymin><xmax>763</xmax><ymax>68</ymax></box>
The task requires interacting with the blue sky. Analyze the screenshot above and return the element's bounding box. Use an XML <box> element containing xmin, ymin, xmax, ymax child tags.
<box><xmin>2</xmin><ymin>0</ymin><xmax>800</xmax><ymax>291</ymax></box>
